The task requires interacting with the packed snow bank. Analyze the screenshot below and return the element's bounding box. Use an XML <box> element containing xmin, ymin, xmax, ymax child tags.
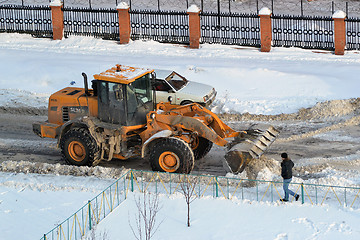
<box><xmin>0</xmin><ymin>172</ymin><xmax>114</xmax><ymax>240</ymax></box>
<box><xmin>94</xmin><ymin>191</ymin><xmax>360</xmax><ymax>240</ymax></box>
<box><xmin>0</xmin><ymin>160</ymin><xmax>128</xmax><ymax>179</ymax></box>
<box><xmin>1</xmin><ymin>33</ymin><xmax>360</xmax><ymax>115</ymax></box>
<box><xmin>0</xmin><ymin>89</ymin><xmax>48</xmax><ymax>108</ymax></box>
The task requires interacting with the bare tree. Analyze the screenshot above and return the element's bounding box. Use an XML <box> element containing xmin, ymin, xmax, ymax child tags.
<box><xmin>86</xmin><ymin>227</ymin><xmax>109</xmax><ymax>240</ymax></box>
<box><xmin>129</xmin><ymin>191</ymin><xmax>162</xmax><ymax>240</ymax></box>
<box><xmin>179</xmin><ymin>173</ymin><xmax>199</xmax><ymax>227</ymax></box>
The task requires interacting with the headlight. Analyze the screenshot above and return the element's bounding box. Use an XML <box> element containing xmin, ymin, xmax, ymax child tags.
<box><xmin>203</xmin><ymin>95</ymin><xmax>209</xmax><ymax>102</ymax></box>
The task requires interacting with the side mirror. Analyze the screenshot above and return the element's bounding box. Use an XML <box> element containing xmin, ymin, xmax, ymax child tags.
<box><xmin>168</xmin><ymin>96</ymin><xmax>173</xmax><ymax>103</ymax></box>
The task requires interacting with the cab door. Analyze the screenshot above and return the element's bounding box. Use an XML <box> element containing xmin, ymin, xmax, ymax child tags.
<box><xmin>97</xmin><ymin>81</ymin><xmax>126</xmax><ymax>125</ymax></box>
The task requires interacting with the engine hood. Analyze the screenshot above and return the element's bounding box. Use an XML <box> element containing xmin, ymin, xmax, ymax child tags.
<box><xmin>178</xmin><ymin>81</ymin><xmax>213</xmax><ymax>96</ymax></box>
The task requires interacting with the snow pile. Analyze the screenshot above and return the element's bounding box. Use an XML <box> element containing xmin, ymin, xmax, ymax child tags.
<box><xmin>0</xmin><ymin>89</ymin><xmax>48</xmax><ymax>108</ymax></box>
<box><xmin>0</xmin><ymin>160</ymin><xmax>128</xmax><ymax>179</ymax></box>
<box><xmin>296</xmin><ymin>153</ymin><xmax>360</xmax><ymax>187</ymax></box>
<box><xmin>296</xmin><ymin>98</ymin><xmax>360</xmax><ymax>120</ymax></box>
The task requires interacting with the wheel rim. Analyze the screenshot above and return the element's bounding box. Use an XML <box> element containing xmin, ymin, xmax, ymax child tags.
<box><xmin>191</xmin><ymin>136</ymin><xmax>199</xmax><ymax>150</ymax></box>
<box><xmin>68</xmin><ymin>141</ymin><xmax>86</xmax><ymax>162</ymax></box>
<box><xmin>159</xmin><ymin>151</ymin><xmax>180</xmax><ymax>172</ymax></box>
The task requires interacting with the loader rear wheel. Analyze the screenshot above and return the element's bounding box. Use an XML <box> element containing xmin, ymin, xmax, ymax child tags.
<box><xmin>149</xmin><ymin>138</ymin><xmax>194</xmax><ymax>174</ymax></box>
<box><xmin>60</xmin><ymin>128</ymin><xmax>98</xmax><ymax>166</ymax></box>
<box><xmin>192</xmin><ymin>136</ymin><xmax>213</xmax><ymax>160</ymax></box>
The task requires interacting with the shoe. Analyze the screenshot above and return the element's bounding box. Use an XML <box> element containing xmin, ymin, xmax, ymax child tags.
<box><xmin>280</xmin><ymin>198</ymin><xmax>289</xmax><ymax>202</ymax></box>
<box><xmin>295</xmin><ymin>195</ymin><xmax>300</xmax><ymax>201</ymax></box>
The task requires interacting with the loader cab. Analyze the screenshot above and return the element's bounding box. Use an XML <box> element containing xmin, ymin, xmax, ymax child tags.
<box><xmin>93</xmin><ymin>65</ymin><xmax>155</xmax><ymax>126</ymax></box>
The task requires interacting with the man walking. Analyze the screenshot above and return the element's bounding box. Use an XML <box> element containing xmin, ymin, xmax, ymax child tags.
<box><xmin>280</xmin><ymin>152</ymin><xmax>299</xmax><ymax>202</ymax></box>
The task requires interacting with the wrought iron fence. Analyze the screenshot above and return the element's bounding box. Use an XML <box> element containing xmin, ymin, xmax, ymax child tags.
<box><xmin>62</xmin><ymin>7</ymin><xmax>119</xmax><ymax>40</ymax></box>
<box><xmin>346</xmin><ymin>17</ymin><xmax>360</xmax><ymax>50</ymax></box>
<box><xmin>130</xmin><ymin>9</ymin><xmax>189</xmax><ymax>44</ymax></box>
<box><xmin>200</xmin><ymin>12</ymin><xmax>260</xmax><ymax>47</ymax></box>
<box><xmin>272</xmin><ymin>14</ymin><xmax>334</xmax><ymax>50</ymax></box>
<box><xmin>0</xmin><ymin>4</ymin><xmax>52</xmax><ymax>37</ymax></box>
<box><xmin>40</xmin><ymin>169</ymin><xmax>360</xmax><ymax>240</ymax></box>
<box><xmin>2</xmin><ymin>5</ymin><xmax>360</xmax><ymax>52</ymax></box>
<box><xmin>5</xmin><ymin>0</ymin><xmax>360</xmax><ymax>18</ymax></box>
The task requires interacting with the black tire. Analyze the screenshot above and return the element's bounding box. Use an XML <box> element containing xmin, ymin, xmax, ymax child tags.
<box><xmin>180</xmin><ymin>100</ymin><xmax>193</xmax><ymax>105</ymax></box>
<box><xmin>148</xmin><ymin>138</ymin><xmax>194</xmax><ymax>174</ymax></box>
<box><xmin>60</xmin><ymin>128</ymin><xmax>98</xmax><ymax>166</ymax></box>
<box><xmin>192</xmin><ymin>137</ymin><xmax>213</xmax><ymax>160</ymax></box>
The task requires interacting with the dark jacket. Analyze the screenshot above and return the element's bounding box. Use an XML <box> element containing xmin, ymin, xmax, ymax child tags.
<box><xmin>281</xmin><ymin>159</ymin><xmax>294</xmax><ymax>179</ymax></box>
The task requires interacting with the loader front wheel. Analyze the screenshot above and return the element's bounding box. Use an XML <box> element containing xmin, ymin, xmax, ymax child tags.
<box><xmin>149</xmin><ymin>138</ymin><xmax>194</xmax><ymax>174</ymax></box>
<box><xmin>60</xmin><ymin>128</ymin><xmax>98</xmax><ymax>166</ymax></box>
<box><xmin>192</xmin><ymin>136</ymin><xmax>213</xmax><ymax>160</ymax></box>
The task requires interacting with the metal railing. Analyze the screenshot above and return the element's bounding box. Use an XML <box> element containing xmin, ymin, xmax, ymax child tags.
<box><xmin>41</xmin><ymin>170</ymin><xmax>129</xmax><ymax>240</ymax></box>
<box><xmin>200</xmin><ymin>12</ymin><xmax>260</xmax><ymax>47</ymax></box>
<box><xmin>346</xmin><ymin>17</ymin><xmax>360</xmax><ymax>50</ymax></box>
<box><xmin>62</xmin><ymin>7</ymin><xmax>119</xmax><ymax>40</ymax></box>
<box><xmin>41</xmin><ymin>169</ymin><xmax>360</xmax><ymax>240</ymax></box>
<box><xmin>272</xmin><ymin>14</ymin><xmax>335</xmax><ymax>50</ymax></box>
<box><xmin>3</xmin><ymin>4</ymin><xmax>360</xmax><ymax>51</ymax></box>
<box><xmin>130</xmin><ymin>9</ymin><xmax>189</xmax><ymax>44</ymax></box>
<box><xmin>127</xmin><ymin>170</ymin><xmax>360</xmax><ymax>208</ymax></box>
<box><xmin>6</xmin><ymin>0</ymin><xmax>360</xmax><ymax>18</ymax></box>
<box><xmin>0</xmin><ymin>4</ymin><xmax>52</xmax><ymax>37</ymax></box>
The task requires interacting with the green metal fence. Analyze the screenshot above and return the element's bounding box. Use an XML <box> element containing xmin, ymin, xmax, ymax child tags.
<box><xmin>41</xmin><ymin>170</ymin><xmax>129</xmax><ymax>240</ymax></box>
<box><xmin>41</xmin><ymin>169</ymin><xmax>360</xmax><ymax>240</ymax></box>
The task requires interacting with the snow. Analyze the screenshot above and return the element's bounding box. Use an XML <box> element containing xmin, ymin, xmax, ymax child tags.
<box><xmin>94</xmin><ymin>191</ymin><xmax>360</xmax><ymax>240</ymax></box>
<box><xmin>116</xmin><ymin>2</ymin><xmax>129</xmax><ymax>10</ymax></box>
<box><xmin>0</xmin><ymin>33</ymin><xmax>359</xmax><ymax>115</ymax></box>
<box><xmin>0</xmin><ymin>172</ymin><xmax>114</xmax><ymax>240</ymax></box>
<box><xmin>1</xmin><ymin>33</ymin><xmax>360</xmax><ymax>240</ymax></box>
<box><xmin>259</xmin><ymin>7</ymin><xmax>272</xmax><ymax>15</ymax></box>
<box><xmin>332</xmin><ymin>10</ymin><xmax>346</xmax><ymax>19</ymax></box>
<box><xmin>187</xmin><ymin>4</ymin><xmax>200</xmax><ymax>13</ymax></box>
<box><xmin>49</xmin><ymin>0</ymin><xmax>62</xmax><ymax>7</ymax></box>
<box><xmin>94</xmin><ymin>64</ymin><xmax>152</xmax><ymax>83</ymax></box>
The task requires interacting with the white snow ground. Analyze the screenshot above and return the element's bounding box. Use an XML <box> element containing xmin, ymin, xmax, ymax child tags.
<box><xmin>1</xmin><ymin>33</ymin><xmax>360</xmax><ymax>239</ymax></box>
<box><xmin>1</xmin><ymin>33</ymin><xmax>360</xmax><ymax>114</ymax></box>
<box><xmin>95</xmin><ymin>191</ymin><xmax>360</xmax><ymax>240</ymax></box>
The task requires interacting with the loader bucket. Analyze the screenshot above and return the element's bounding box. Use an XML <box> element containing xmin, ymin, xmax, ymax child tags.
<box><xmin>224</xmin><ymin>126</ymin><xmax>280</xmax><ymax>173</ymax></box>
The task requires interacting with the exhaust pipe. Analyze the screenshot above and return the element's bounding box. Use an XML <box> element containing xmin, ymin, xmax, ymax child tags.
<box><xmin>82</xmin><ymin>72</ymin><xmax>90</xmax><ymax>96</ymax></box>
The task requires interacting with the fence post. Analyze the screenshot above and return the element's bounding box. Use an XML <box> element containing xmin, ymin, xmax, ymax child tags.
<box><xmin>187</xmin><ymin>5</ymin><xmax>201</xmax><ymax>49</ymax></box>
<box><xmin>259</xmin><ymin>7</ymin><xmax>272</xmax><ymax>52</ymax></box>
<box><xmin>130</xmin><ymin>171</ymin><xmax>134</xmax><ymax>192</ymax></box>
<box><xmin>301</xmin><ymin>184</ymin><xmax>304</xmax><ymax>204</ymax></box>
<box><xmin>50</xmin><ymin>0</ymin><xmax>64</xmax><ymax>40</ymax></box>
<box><xmin>332</xmin><ymin>10</ymin><xmax>346</xmax><ymax>55</ymax></box>
<box><xmin>215</xmin><ymin>177</ymin><xmax>219</xmax><ymax>197</ymax></box>
<box><xmin>117</xmin><ymin>2</ymin><xmax>131</xmax><ymax>44</ymax></box>
<box><xmin>88</xmin><ymin>200</ymin><xmax>92</xmax><ymax>230</ymax></box>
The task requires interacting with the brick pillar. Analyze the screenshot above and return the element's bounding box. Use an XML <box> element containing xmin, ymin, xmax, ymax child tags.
<box><xmin>187</xmin><ymin>5</ymin><xmax>201</xmax><ymax>49</ymax></box>
<box><xmin>259</xmin><ymin>7</ymin><xmax>272</xmax><ymax>52</ymax></box>
<box><xmin>333</xmin><ymin>10</ymin><xmax>346</xmax><ymax>55</ymax></box>
<box><xmin>50</xmin><ymin>0</ymin><xmax>64</xmax><ymax>40</ymax></box>
<box><xmin>117</xmin><ymin>2</ymin><xmax>131</xmax><ymax>44</ymax></box>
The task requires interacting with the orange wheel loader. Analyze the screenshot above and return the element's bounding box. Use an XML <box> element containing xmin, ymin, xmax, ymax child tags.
<box><xmin>33</xmin><ymin>65</ymin><xmax>279</xmax><ymax>174</ymax></box>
